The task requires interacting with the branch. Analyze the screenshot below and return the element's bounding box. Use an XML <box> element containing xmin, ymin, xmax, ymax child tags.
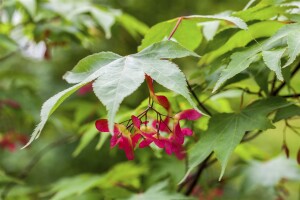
<box><xmin>272</xmin><ymin>62</ymin><xmax>300</xmax><ymax>95</ymax></box>
<box><xmin>186</xmin><ymin>81</ymin><xmax>212</xmax><ymax>116</ymax></box>
<box><xmin>280</xmin><ymin>93</ymin><xmax>300</xmax><ymax>98</ymax></box>
<box><xmin>242</xmin><ymin>131</ymin><xmax>262</xmax><ymax>142</ymax></box>
<box><xmin>184</xmin><ymin>153</ymin><xmax>214</xmax><ymax>195</ymax></box>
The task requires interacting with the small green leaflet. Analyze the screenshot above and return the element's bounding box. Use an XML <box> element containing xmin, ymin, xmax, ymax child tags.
<box><xmin>213</xmin><ymin>23</ymin><xmax>300</xmax><ymax>92</ymax></box>
<box><xmin>23</xmin><ymin>41</ymin><xmax>201</xmax><ymax>148</ymax></box>
<box><xmin>138</xmin><ymin>19</ymin><xmax>203</xmax><ymax>51</ymax></box>
<box><xmin>181</xmin><ymin>97</ymin><xmax>290</xmax><ymax>183</ymax></box>
<box><xmin>262</xmin><ymin>48</ymin><xmax>286</xmax><ymax>81</ymax></box>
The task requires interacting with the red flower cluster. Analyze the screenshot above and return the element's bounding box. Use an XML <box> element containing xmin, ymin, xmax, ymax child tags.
<box><xmin>95</xmin><ymin>75</ymin><xmax>201</xmax><ymax>160</ymax></box>
<box><xmin>0</xmin><ymin>132</ymin><xmax>28</xmax><ymax>152</ymax></box>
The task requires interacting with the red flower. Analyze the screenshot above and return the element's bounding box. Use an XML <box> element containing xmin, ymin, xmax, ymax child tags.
<box><xmin>95</xmin><ymin>119</ymin><xmax>135</xmax><ymax>160</ymax></box>
<box><xmin>172</xmin><ymin>109</ymin><xmax>202</xmax><ymax>145</ymax></box>
<box><xmin>0</xmin><ymin>132</ymin><xmax>28</xmax><ymax>152</ymax></box>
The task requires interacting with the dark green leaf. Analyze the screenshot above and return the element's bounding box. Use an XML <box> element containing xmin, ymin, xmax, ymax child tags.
<box><xmin>273</xmin><ymin>104</ymin><xmax>300</xmax><ymax>122</ymax></box>
<box><xmin>183</xmin><ymin>97</ymin><xmax>290</xmax><ymax>181</ymax></box>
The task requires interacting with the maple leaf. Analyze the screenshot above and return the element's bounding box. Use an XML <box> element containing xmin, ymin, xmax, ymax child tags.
<box><xmin>23</xmin><ymin>41</ymin><xmax>201</xmax><ymax>148</ymax></box>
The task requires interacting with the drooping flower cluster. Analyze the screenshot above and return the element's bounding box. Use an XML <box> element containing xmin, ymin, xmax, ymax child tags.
<box><xmin>95</xmin><ymin>75</ymin><xmax>202</xmax><ymax>160</ymax></box>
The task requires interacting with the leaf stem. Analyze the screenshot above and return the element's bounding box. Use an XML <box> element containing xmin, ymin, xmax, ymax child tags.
<box><xmin>168</xmin><ymin>17</ymin><xmax>183</xmax><ymax>40</ymax></box>
<box><xmin>184</xmin><ymin>153</ymin><xmax>214</xmax><ymax>195</ymax></box>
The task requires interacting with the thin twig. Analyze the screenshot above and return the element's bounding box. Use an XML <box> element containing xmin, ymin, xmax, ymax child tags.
<box><xmin>272</xmin><ymin>62</ymin><xmax>300</xmax><ymax>95</ymax></box>
<box><xmin>280</xmin><ymin>93</ymin><xmax>300</xmax><ymax>98</ymax></box>
<box><xmin>184</xmin><ymin>153</ymin><xmax>214</xmax><ymax>195</ymax></box>
<box><xmin>186</xmin><ymin>81</ymin><xmax>211</xmax><ymax>116</ymax></box>
<box><xmin>242</xmin><ymin>131</ymin><xmax>262</xmax><ymax>142</ymax></box>
<box><xmin>168</xmin><ymin>17</ymin><xmax>183</xmax><ymax>40</ymax></box>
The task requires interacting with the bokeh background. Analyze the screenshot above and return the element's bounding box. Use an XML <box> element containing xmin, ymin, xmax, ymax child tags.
<box><xmin>1</xmin><ymin>0</ymin><xmax>299</xmax><ymax>199</ymax></box>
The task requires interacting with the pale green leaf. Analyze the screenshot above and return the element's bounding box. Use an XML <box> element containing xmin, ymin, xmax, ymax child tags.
<box><xmin>284</xmin><ymin>31</ymin><xmax>300</xmax><ymax>67</ymax></box>
<box><xmin>242</xmin><ymin>156</ymin><xmax>300</xmax><ymax>193</ymax></box>
<box><xmin>92</xmin><ymin>57</ymin><xmax>145</xmax><ymax>133</ymax></box>
<box><xmin>138</xmin><ymin>19</ymin><xmax>202</xmax><ymax>51</ymax></box>
<box><xmin>186</xmin><ymin>14</ymin><xmax>247</xmax><ymax>29</ymax></box>
<box><xmin>93</xmin><ymin>40</ymin><xmax>201</xmax><ymax>133</ymax></box>
<box><xmin>25</xmin><ymin>41</ymin><xmax>199</xmax><ymax>147</ymax></box>
<box><xmin>182</xmin><ymin>97</ymin><xmax>290</xmax><ymax>182</ymax></box>
<box><xmin>136</xmin><ymin>40</ymin><xmax>199</xmax><ymax>59</ymax></box>
<box><xmin>200</xmin><ymin>21</ymin><xmax>220</xmax><ymax>41</ymax></box>
<box><xmin>213</xmin><ymin>50</ymin><xmax>259</xmax><ymax>92</ymax></box>
<box><xmin>63</xmin><ymin>52</ymin><xmax>122</xmax><ymax>84</ymax></box>
<box><xmin>262</xmin><ymin>48</ymin><xmax>286</xmax><ymax>81</ymax></box>
<box><xmin>90</xmin><ymin>7</ymin><xmax>115</xmax><ymax>39</ymax></box>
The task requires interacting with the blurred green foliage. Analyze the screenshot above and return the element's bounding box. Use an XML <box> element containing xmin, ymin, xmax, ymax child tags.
<box><xmin>1</xmin><ymin>0</ymin><xmax>300</xmax><ymax>200</ymax></box>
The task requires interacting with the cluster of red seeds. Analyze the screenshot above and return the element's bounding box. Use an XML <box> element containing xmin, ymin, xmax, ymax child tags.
<box><xmin>0</xmin><ymin>131</ymin><xmax>28</xmax><ymax>152</ymax></box>
<box><xmin>95</xmin><ymin>75</ymin><xmax>201</xmax><ymax>159</ymax></box>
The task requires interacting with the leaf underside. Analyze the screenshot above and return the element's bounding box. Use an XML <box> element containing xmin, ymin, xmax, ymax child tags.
<box><xmin>24</xmin><ymin>41</ymin><xmax>201</xmax><ymax>147</ymax></box>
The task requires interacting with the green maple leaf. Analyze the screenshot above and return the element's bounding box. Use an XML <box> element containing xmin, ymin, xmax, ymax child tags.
<box><xmin>23</xmin><ymin>41</ymin><xmax>201</xmax><ymax>148</ymax></box>
<box><xmin>181</xmin><ymin>97</ymin><xmax>290</xmax><ymax>182</ymax></box>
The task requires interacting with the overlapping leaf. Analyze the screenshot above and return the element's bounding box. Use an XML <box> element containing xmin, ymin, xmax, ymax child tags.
<box><xmin>200</xmin><ymin>21</ymin><xmax>284</xmax><ymax>66</ymax></box>
<box><xmin>213</xmin><ymin>23</ymin><xmax>300</xmax><ymax>92</ymax></box>
<box><xmin>182</xmin><ymin>97</ymin><xmax>290</xmax><ymax>182</ymax></box>
<box><xmin>274</xmin><ymin>104</ymin><xmax>300</xmax><ymax>122</ymax></box>
<box><xmin>24</xmin><ymin>41</ymin><xmax>201</xmax><ymax>147</ymax></box>
<box><xmin>139</xmin><ymin>14</ymin><xmax>247</xmax><ymax>51</ymax></box>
